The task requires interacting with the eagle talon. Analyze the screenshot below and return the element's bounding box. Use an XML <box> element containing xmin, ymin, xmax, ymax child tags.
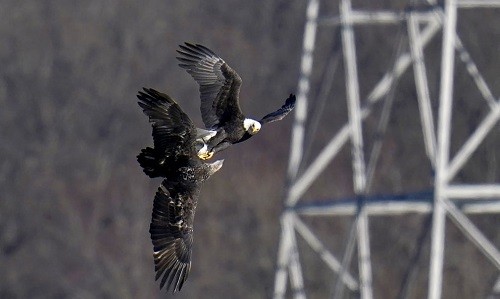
<box><xmin>198</xmin><ymin>151</ymin><xmax>214</xmax><ymax>160</ymax></box>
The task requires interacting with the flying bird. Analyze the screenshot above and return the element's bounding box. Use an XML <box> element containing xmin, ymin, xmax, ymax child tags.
<box><xmin>137</xmin><ymin>88</ymin><xmax>215</xmax><ymax>178</ymax></box>
<box><xmin>149</xmin><ymin>162</ymin><xmax>222</xmax><ymax>292</ymax></box>
<box><xmin>176</xmin><ymin>42</ymin><xmax>296</xmax><ymax>159</ymax></box>
<box><xmin>137</xmin><ymin>87</ymin><xmax>224</xmax><ymax>292</ymax></box>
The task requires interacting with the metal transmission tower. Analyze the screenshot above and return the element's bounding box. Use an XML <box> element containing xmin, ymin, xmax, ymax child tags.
<box><xmin>274</xmin><ymin>0</ymin><xmax>500</xmax><ymax>298</ymax></box>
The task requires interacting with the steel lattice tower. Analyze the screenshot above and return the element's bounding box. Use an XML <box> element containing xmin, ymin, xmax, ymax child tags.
<box><xmin>273</xmin><ymin>1</ymin><xmax>500</xmax><ymax>298</ymax></box>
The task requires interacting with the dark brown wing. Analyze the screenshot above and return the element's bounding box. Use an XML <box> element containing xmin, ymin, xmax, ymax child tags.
<box><xmin>137</xmin><ymin>88</ymin><xmax>197</xmax><ymax>156</ymax></box>
<box><xmin>176</xmin><ymin>42</ymin><xmax>244</xmax><ymax>129</ymax></box>
<box><xmin>259</xmin><ymin>94</ymin><xmax>296</xmax><ymax>125</ymax></box>
<box><xmin>149</xmin><ymin>180</ymin><xmax>195</xmax><ymax>292</ymax></box>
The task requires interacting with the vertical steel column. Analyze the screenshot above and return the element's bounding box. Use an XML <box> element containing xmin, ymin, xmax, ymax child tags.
<box><xmin>429</xmin><ymin>1</ymin><xmax>458</xmax><ymax>299</ymax></box>
<box><xmin>274</xmin><ymin>0</ymin><xmax>319</xmax><ymax>296</ymax></box>
<box><xmin>286</xmin><ymin>0</ymin><xmax>320</xmax><ymax>186</ymax></box>
<box><xmin>340</xmin><ymin>0</ymin><xmax>366</xmax><ymax>194</ymax></box>
<box><xmin>288</xmin><ymin>215</ymin><xmax>306</xmax><ymax>299</ymax></box>
<box><xmin>274</xmin><ymin>212</ymin><xmax>294</xmax><ymax>299</ymax></box>
<box><xmin>274</xmin><ymin>213</ymin><xmax>306</xmax><ymax>299</ymax></box>
<box><xmin>340</xmin><ymin>1</ymin><xmax>372</xmax><ymax>299</ymax></box>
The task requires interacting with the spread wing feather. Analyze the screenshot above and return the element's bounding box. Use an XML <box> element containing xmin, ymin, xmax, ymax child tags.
<box><xmin>176</xmin><ymin>42</ymin><xmax>243</xmax><ymax>129</ymax></box>
<box><xmin>149</xmin><ymin>180</ymin><xmax>194</xmax><ymax>293</ymax></box>
<box><xmin>260</xmin><ymin>94</ymin><xmax>297</xmax><ymax>125</ymax></box>
<box><xmin>137</xmin><ymin>88</ymin><xmax>196</xmax><ymax>156</ymax></box>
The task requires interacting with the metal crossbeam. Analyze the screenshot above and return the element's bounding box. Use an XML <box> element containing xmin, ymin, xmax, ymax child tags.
<box><xmin>320</xmin><ymin>11</ymin><xmax>406</xmax><ymax>26</ymax></box>
<box><xmin>446</xmin><ymin>185</ymin><xmax>500</xmax><ymax>199</ymax></box>
<box><xmin>458</xmin><ymin>0</ymin><xmax>500</xmax><ymax>7</ymax></box>
<box><xmin>295</xmin><ymin>198</ymin><xmax>500</xmax><ymax>216</ymax></box>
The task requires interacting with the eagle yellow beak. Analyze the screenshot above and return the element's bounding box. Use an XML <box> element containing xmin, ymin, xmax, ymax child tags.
<box><xmin>251</xmin><ymin>121</ymin><xmax>262</xmax><ymax>134</ymax></box>
<box><xmin>244</xmin><ymin>119</ymin><xmax>262</xmax><ymax>135</ymax></box>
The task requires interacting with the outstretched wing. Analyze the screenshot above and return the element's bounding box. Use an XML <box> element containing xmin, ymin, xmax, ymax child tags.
<box><xmin>176</xmin><ymin>42</ymin><xmax>244</xmax><ymax>129</ymax></box>
<box><xmin>137</xmin><ymin>88</ymin><xmax>196</xmax><ymax>156</ymax></box>
<box><xmin>149</xmin><ymin>180</ymin><xmax>195</xmax><ymax>292</ymax></box>
<box><xmin>259</xmin><ymin>94</ymin><xmax>296</xmax><ymax>125</ymax></box>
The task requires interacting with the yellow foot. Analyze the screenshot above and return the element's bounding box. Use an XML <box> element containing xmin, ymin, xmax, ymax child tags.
<box><xmin>198</xmin><ymin>151</ymin><xmax>214</xmax><ymax>160</ymax></box>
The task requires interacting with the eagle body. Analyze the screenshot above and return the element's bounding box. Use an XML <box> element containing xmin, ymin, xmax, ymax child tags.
<box><xmin>204</xmin><ymin>118</ymin><xmax>251</xmax><ymax>154</ymax></box>
<box><xmin>137</xmin><ymin>87</ymin><xmax>223</xmax><ymax>292</ymax></box>
<box><xmin>176</xmin><ymin>42</ymin><xmax>296</xmax><ymax>159</ymax></box>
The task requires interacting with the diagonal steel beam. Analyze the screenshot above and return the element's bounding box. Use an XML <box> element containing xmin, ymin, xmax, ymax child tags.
<box><xmin>443</xmin><ymin>199</ymin><xmax>500</xmax><ymax>270</ymax></box>
<box><xmin>287</xmin><ymin>19</ymin><xmax>442</xmax><ymax>206</ymax></box>
<box><xmin>293</xmin><ymin>214</ymin><xmax>359</xmax><ymax>290</ymax></box>
<box><xmin>447</xmin><ymin>101</ymin><xmax>500</xmax><ymax>181</ymax></box>
<box><xmin>408</xmin><ymin>14</ymin><xmax>438</xmax><ymax>165</ymax></box>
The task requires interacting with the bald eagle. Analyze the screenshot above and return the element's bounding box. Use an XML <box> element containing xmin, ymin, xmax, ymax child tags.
<box><xmin>137</xmin><ymin>87</ymin><xmax>224</xmax><ymax>292</ymax></box>
<box><xmin>176</xmin><ymin>42</ymin><xmax>296</xmax><ymax>159</ymax></box>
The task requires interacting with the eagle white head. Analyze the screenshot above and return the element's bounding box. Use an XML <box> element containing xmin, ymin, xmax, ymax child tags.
<box><xmin>243</xmin><ymin>118</ymin><xmax>261</xmax><ymax>135</ymax></box>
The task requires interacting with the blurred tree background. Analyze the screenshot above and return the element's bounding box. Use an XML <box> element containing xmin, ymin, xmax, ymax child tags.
<box><xmin>0</xmin><ymin>0</ymin><xmax>498</xmax><ymax>298</ymax></box>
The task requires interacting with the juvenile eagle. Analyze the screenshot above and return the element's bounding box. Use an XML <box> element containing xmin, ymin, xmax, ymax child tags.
<box><xmin>176</xmin><ymin>42</ymin><xmax>296</xmax><ymax>159</ymax></box>
<box><xmin>137</xmin><ymin>87</ymin><xmax>224</xmax><ymax>292</ymax></box>
<box><xmin>137</xmin><ymin>88</ymin><xmax>215</xmax><ymax>178</ymax></box>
